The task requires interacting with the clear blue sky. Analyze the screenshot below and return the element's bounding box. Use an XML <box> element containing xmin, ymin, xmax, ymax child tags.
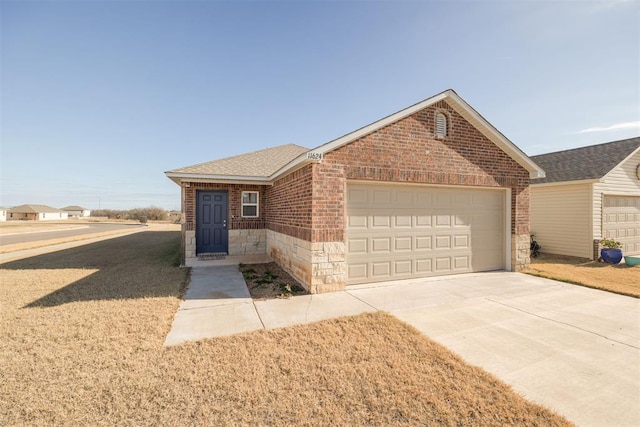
<box><xmin>1</xmin><ymin>0</ymin><xmax>638</xmax><ymax>210</ymax></box>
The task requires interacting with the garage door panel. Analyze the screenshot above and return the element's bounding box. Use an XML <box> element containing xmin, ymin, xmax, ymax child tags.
<box><xmin>347</xmin><ymin>183</ymin><xmax>506</xmax><ymax>285</ymax></box>
<box><xmin>435</xmin><ymin>235</ymin><xmax>452</xmax><ymax>249</ymax></box>
<box><xmin>603</xmin><ymin>196</ymin><xmax>640</xmax><ymax>256</ymax></box>
<box><xmin>348</xmin><ymin>238</ymin><xmax>367</xmax><ymax>253</ymax></box>
<box><xmin>348</xmin><ymin>215</ymin><xmax>367</xmax><ymax>228</ymax></box>
<box><xmin>416</xmin><ymin>259</ymin><xmax>432</xmax><ymax>272</ymax></box>
<box><xmin>371</xmin><ymin>238</ymin><xmax>391</xmax><ymax>253</ymax></box>
<box><xmin>395</xmin><ymin>215</ymin><xmax>412</xmax><ymax>227</ymax></box>
<box><xmin>372</xmin><ymin>216</ymin><xmax>391</xmax><ymax>228</ymax></box>
<box><xmin>415</xmin><ymin>236</ymin><xmax>432</xmax><ymax>250</ymax></box>
<box><xmin>371</xmin><ymin>262</ymin><xmax>391</xmax><ymax>279</ymax></box>
<box><xmin>395</xmin><ymin>237</ymin><xmax>412</xmax><ymax>251</ymax></box>
<box><xmin>416</xmin><ymin>215</ymin><xmax>431</xmax><ymax>227</ymax></box>
<box><xmin>395</xmin><ymin>260</ymin><xmax>412</xmax><ymax>275</ymax></box>
<box><xmin>348</xmin><ymin>263</ymin><xmax>367</xmax><ymax>280</ymax></box>
<box><xmin>435</xmin><ymin>257</ymin><xmax>451</xmax><ymax>271</ymax></box>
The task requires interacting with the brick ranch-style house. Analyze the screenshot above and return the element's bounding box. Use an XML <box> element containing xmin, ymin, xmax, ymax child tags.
<box><xmin>166</xmin><ymin>90</ymin><xmax>545</xmax><ymax>293</ymax></box>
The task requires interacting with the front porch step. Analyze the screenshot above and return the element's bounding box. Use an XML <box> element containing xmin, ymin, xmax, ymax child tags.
<box><xmin>198</xmin><ymin>253</ymin><xmax>227</xmax><ymax>261</ymax></box>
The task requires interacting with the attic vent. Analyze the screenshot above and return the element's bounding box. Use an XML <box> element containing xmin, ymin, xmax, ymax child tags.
<box><xmin>435</xmin><ymin>112</ymin><xmax>447</xmax><ymax>137</ymax></box>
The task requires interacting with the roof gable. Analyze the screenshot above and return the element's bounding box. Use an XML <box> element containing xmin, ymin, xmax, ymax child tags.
<box><xmin>306</xmin><ymin>89</ymin><xmax>544</xmax><ymax>179</ymax></box>
<box><xmin>531</xmin><ymin>137</ymin><xmax>640</xmax><ymax>184</ymax></box>
<box><xmin>61</xmin><ymin>205</ymin><xmax>88</xmax><ymax>211</ymax></box>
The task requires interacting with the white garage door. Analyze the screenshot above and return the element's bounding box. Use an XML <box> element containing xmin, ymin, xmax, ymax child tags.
<box><xmin>346</xmin><ymin>183</ymin><xmax>506</xmax><ymax>285</ymax></box>
<box><xmin>603</xmin><ymin>196</ymin><xmax>640</xmax><ymax>255</ymax></box>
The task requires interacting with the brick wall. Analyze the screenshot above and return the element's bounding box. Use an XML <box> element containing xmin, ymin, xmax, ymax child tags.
<box><xmin>182</xmin><ymin>182</ymin><xmax>266</xmax><ymax>231</ymax></box>
<box><xmin>264</xmin><ymin>165</ymin><xmax>314</xmax><ymax>240</ymax></box>
<box><xmin>311</xmin><ymin>162</ymin><xmax>346</xmax><ymax>242</ymax></box>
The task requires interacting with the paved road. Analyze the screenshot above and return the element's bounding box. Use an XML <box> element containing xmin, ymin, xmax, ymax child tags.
<box><xmin>0</xmin><ymin>223</ymin><xmax>146</xmax><ymax>246</ymax></box>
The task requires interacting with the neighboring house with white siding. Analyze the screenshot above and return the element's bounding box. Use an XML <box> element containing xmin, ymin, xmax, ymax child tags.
<box><xmin>8</xmin><ymin>204</ymin><xmax>69</xmax><ymax>221</ymax></box>
<box><xmin>530</xmin><ymin>137</ymin><xmax>640</xmax><ymax>259</ymax></box>
<box><xmin>61</xmin><ymin>205</ymin><xmax>91</xmax><ymax>218</ymax></box>
<box><xmin>0</xmin><ymin>207</ymin><xmax>7</xmax><ymax>222</ymax></box>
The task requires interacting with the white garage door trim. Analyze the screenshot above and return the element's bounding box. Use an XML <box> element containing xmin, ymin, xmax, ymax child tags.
<box><xmin>602</xmin><ymin>195</ymin><xmax>640</xmax><ymax>255</ymax></box>
<box><xmin>346</xmin><ymin>181</ymin><xmax>511</xmax><ymax>285</ymax></box>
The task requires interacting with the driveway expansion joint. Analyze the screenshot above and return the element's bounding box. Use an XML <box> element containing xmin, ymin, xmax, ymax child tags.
<box><xmin>345</xmin><ymin>290</ymin><xmax>381</xmax><ymax>312</ymax></box>
<box><xmin>485</xmin><ymin>297</ymin><xmax>640</xmax><ymax>350</ymax></box>
<box><xmin>252</xmin><ymin>299</ymin><xmax>266</xmax><ymax>329</ymax></box>
<box><xmin>178</xmin><ymin>300</ymin><xmax>254</xmax><ymax>311</ymax></box>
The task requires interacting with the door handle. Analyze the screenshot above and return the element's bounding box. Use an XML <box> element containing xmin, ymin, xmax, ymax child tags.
<box><xmin>223</xmin><ymin>219</ymin><xmax>227</xmax><ymax>229</ymax></box>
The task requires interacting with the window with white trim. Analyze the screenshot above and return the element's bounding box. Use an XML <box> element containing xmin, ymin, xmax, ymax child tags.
<box><xmin>435</xmin><ymin>112</ymin><xmax>447</xmax><ymax>137</ymax></box>
<box><xmin>241</xmin><ymin>191</ymin><xmax>259</xmax><ymax>217</ymax></box>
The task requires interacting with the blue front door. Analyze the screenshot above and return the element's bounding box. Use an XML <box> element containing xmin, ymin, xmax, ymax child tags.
<box><xmin>196</xmin><ymin>191</ymin><xmax>228</xmax><ymax>254</ymax></box>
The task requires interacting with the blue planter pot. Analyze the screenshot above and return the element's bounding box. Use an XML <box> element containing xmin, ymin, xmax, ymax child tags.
<box><xmin>601</xmin><ymin>248</ymin><xmax>623</xmax><ymax>264</ymax></box>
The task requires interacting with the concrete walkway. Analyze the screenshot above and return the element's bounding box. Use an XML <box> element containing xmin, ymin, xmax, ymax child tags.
<box><xmin>165</xmin><ymin>266</ymin><xmax>640</xmax><ymax>427</ymax></box>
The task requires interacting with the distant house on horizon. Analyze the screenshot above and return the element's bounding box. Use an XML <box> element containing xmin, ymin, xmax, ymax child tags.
<box><xmin>61</xmin><ymin>205</ymin><xmax>91</xmax><ymax>218</ymax></box>
<box><xmin>530</xmin><ymin>136</ymin><xmax>640</xmax><ymax>259</ymax></box>
<box><xmin>8</xmin><ymin>204</ymin><xmax>69</xmax><ymax>221</ymax></box>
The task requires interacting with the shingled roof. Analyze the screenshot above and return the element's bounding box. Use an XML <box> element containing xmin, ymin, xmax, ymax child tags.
<box><xmin>531</xmin><ymin>137</ymin><xmax>640</xmax><ymax>184</ymax></box>
<box><xmin>61</xmin><ymin>205</ymin><xmax>88</xmax><ymax>211</ymax></box>
<box><xmin>166</xmin><ymin>144</ymin><xmax>309</xmax><ymax>180</ymax></box>
<box><xmin>9</xmin><ymin>204</ymin><xmax>65</xmax><ymax>214</ymax></box>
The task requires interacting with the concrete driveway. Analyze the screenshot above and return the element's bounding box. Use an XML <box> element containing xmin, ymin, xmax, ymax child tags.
<box><xmin>166</xmin><ymin>268</ymin><xmax>640</xmax><ymax>427</ymax></box>
<box><xmin>351</xmin><ymin>273</ymin><xmax>640</xmax><ymax>427</ymax></box>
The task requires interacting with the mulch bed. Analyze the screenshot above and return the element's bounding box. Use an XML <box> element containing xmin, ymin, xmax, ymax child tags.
<box><xmin>239</xmin><ymin>262</ymin><xmax>309</xmax><ymax>300</ymax></box>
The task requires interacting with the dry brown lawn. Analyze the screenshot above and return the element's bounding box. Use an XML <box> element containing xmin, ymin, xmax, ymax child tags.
<box><xmin>1</xmin><ymin>231</ymin><xmax>571</xmax><ymax>426</ymax></box>
<box><xmin>523</xmin><ymin>253</ymin><xmax>640</xmax><ymax>298</ymax></box>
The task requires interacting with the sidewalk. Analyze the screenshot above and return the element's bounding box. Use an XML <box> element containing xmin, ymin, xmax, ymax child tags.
<box><xmin>164</xmin><ymin>265</ymin><xmax>377</xmax><ymax>345</ymax></box>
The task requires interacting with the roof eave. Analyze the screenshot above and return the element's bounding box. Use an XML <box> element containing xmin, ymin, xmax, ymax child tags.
<box><xmin>164</xmin><ymin>172</ymin><xmax>273</xmax><ymax>186</ymax></box>
<box><xmin>269</xmin><ymin>152</ymin><xmax>326</xmax><ymax>181</ymax></box>
<box><xmin>530</xmin><ymin>178</ymin><xmax>601</xmax><ymax>187</ymax></box>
